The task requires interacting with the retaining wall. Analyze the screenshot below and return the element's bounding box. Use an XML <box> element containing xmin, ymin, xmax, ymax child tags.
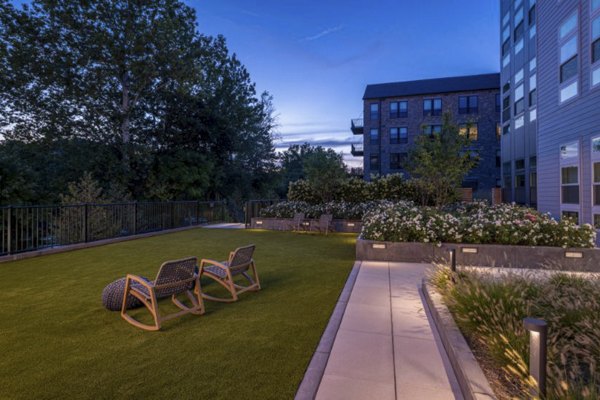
<box><xmin>249</xmin><ymin>218</ymin><xmax>362</xmax><ymax>233</ymax></box>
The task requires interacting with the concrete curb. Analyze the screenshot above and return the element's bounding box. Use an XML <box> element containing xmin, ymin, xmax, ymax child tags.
<box><xmin>421</xmin><ymin>278</ymin><xmax>497</xmax><ymax>400</ymax></box>
<box><xmin>0</xmin><ymin>225</ymin><xmax>204</xmax><ymax>264</ymax></box>
<box><xmin>294</xmin><ymin>261</ymin><xmax>361</xmax><ymax>400</ymax></box>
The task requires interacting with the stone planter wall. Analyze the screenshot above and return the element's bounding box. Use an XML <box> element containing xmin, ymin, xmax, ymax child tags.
<box><xmin>250</xmin><ymin>217</ymin><xmax>362</xmax><ymax>233</ymax></box>
<box><xmin>356</xmin><ymin>238</ymin><xmax>600</xmax><ymax>272</ymax></box>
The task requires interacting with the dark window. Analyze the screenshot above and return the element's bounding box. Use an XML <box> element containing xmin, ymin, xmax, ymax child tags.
<box><xmin>423</xmin><ymin>125</ymin><xmax>442</xmax><ymax>135</ymax></box>
<box><xmin>370</xmin><ymin>154</ymin><xmax>380</xmax><ymax>171</ymax></box>
<box><xmin>515</xmin><ymin>174</ymin><xmax>526</xmax><ymax>188</ymax></box>
<box><xmin>390</xmin><ymin>152</ymin><xmax>407</xmax><ymax>170</ymax></box>
<box><xmin>458</xmin><ymin>95</ymin><xmax>478</xmax><ymax>114</ymax></box>
<box><xmin>503</xmin><ymin>81</ymin><xmax>510</xmax><ymax>93</ymax></box>
<box><xmin>390</xmin><ymin>102</ymin><xmax>399</xmax><ymax>118</ymax></box>
<box><xmin>529</xmin><ymin>89</ymin><xmax>537</xmax><ymax>106</ymax></box>
<box><xmin>496</xmin><ymin>150</ymin><xmax>501</xmax><ymax>167</ymax></box>
<box><xmin>399</xmin><ymin>101</ymin><xmax>408</xmax><ymax>117</ymax></box>
<box><xmin>503</xmin><ymin>161</ymin><xmax>511</xmax><ymax>175</ymax></box>
<box><xmin>560</xmin><ymin>56</ymin><xmax>578</xmax><ymax>83</ymax></box>
<box><xmin>495</xmin><ymin>94</ymin><xmax>501</xmax><ymax>112</ymax></box>
<box><xmin>594</xmin><ymin>214</ymin><xmax>600</xmax><ymax>229</ymax></box>
<box><xmin>514</xmin><ymin>21</ymin><xmax>524</xmax><ymax>42</ymax></box>
<box><xmin>515</xmin><ymin>159</ymin><xmax>525</xmax><ymax>170</ymax></box>
<box><xmin>561</xmin><ymin>166</ymin><xmax>579</xmax><ymax>204</ymax></box>
<box><xmin>390</xmin><ymin>127</ymin><xmax>407</xmax><ymax>144</ymax></box>
<box><xmin>594</xmin><ymin>162</ymin><xmax>600</xmax><ymax>205</ymax></box>
<box><xmin>370</xmin><ymin>103</ymin><xmax>379</xmax><ymax>120</ymax></box>
<box><xmin>562</xmin><ymin>211</ymin><xmax>579</xmax><ymax>221</ymax></box>
<box><xmin>529</xmin><ymin>5</ymin><xmax>536</xmax><ymax>26</ymax></box>
<box><xmin>423</xmin><ymin>98</ymin><xmax>442</xmax><ymax>116</ymax></box>
<box><xmin>502</xmin><ymin>39</ymin><xmax>510</xmax><ymax>56</ymax></box>
<box><xmin>503</xmin><ymin>95</ymin><xmax>510</xmax><ymax>109</ymax></box>
<box><xmin>530</xmin><ymin>172</ymin><xmax>537</xmax><ymax>187</ymax></box>
<box><xmin>514</xmin><ymin>98</ymin><xmax>525</xmax><ymax>115</ymax></box>
<box><xmin>503</xmin><ymin>124</ymin><xmax>510</xmax><ymax>135</ymax></box>
<box><xmin>370</xmin><ymin>128</ymin><xmax>379</xmax><ymax>143</ymax></box>
<box><xmin>593</xmin><ymin>38</ymin><xmax>600</xmax><ymax>64</ymax></box>
<box><xmin>530</xmin><ymin>156</ymin><xmax>537</xmax><ymax>169</ymax></box>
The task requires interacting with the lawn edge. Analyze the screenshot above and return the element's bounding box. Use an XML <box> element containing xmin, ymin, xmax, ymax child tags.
<box><xmin>0</xmin><ymin>225</ymin><xmax>203</xmax><ymax>264</ymax></box>
<box><xmin>421</xmin><ymin>278</ymin><xmax>497</xmax><ymax>400</ymax></box>
<box><xmin>294</xmin><ymin>261</ymin><xmax>361</xmax><ymax>400</ymax></box>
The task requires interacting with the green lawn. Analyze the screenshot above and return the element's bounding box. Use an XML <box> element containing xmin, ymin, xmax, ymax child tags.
<box><xmin>0</xmin><ymin>228</ymin><xmax>356</xmax><ymax>399</ymax></box>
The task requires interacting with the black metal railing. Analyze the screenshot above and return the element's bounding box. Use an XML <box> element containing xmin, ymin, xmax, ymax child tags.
<box><xmin>0</xmin><ymin>200</ymin><xmax>229</xmax><ymax>256</ymax></box>
<box><xmin>244</xmin><ymin>199</ymin><xmax>282</xmax><ymax>228</ymax></box>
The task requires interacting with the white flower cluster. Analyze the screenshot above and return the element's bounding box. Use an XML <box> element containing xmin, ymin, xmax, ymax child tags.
<box><xmin>361</xmin><ymin>201</ymin><xmax>597</xmax><ymax>248</ymax></box>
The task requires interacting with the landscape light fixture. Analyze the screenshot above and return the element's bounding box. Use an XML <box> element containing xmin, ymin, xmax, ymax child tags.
<box><xmin>449</xmin><ymin>249</ymin><xmax>457</xmax><ymax>272</ymax></box>
<box><xmin>523</xmin><ymin>317</ymin><xmax>547</xmax><ymax>398</ymax></box>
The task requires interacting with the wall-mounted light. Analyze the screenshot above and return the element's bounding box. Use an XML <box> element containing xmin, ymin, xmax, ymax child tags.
<box><xmin>347</xmin><ymin>223</ymin><xmax>355</xmax><ymax>227</ymax></box>
<box><xmin>565</xmin><ymin>251</ymin><xmax>583</xmax><ymax>259</ymax></box>
<box><xmin>461</xmin><ymin>247</ymin><xmax>478</xmax><ymax>254</ymax></box>
<box><xmin>256</xmin><ymin>221</ymin><xmax>263</xmax><ymax>225</ymax></box>
<box><xmin>372</xmin><ymin>243</ymin><xmax>386</xmax><ymax>249</ymax></box>
<box><xmin>523</xmin><ymin>317</ymin><xmax>547</xmax><ymax>398</ymax></box>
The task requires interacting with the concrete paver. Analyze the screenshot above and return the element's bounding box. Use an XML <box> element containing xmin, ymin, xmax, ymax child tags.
<box><xmin>315</xmin><ymin>261</ymin><xmax>463</xmax><ymax>400</ymax></box>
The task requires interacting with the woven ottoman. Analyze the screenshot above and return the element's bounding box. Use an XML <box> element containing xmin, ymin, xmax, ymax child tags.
<box><xmin>102</xmin><ymin>277</ymin><xmax>147</xmax><ymax>311</ymax></box>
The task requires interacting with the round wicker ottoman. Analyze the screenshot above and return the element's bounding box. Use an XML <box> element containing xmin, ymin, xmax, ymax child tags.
<box><xmin>102</xmin><ymin>277</ymin><xmax>147</xmax><ymax>311</ymax></box>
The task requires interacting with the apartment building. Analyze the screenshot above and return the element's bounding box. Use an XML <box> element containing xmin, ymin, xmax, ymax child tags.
<box><xmin>500</xmin><ymin>0</ymin><xmax>600</xmax><ymax>225</ymax></box>
<box><xmin>351</xmin><ymin>74</ymin><xmax>501</xmax><ymax>200</ymax></box>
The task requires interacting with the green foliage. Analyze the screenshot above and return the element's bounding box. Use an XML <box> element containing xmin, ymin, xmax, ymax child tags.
<box><xmin>431</xmin><ymin>267</ymin><xmax>600</xmax><ymax>399</ymax></box>
<box><xmin>407</xmin><ymin>113</ymin><xmax>478</xmax><ymax>206</ymax></box>
<box><xmin>0</xmin><ymin>1</ymin><xmax>277</xmax><ymax>205</ymax></box>
<box><xmin>260</xmin><ymin>200</ymin><xmax>391</xmax><ymax>220</ymax></box>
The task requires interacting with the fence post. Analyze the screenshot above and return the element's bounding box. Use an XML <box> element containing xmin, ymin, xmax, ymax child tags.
<box><xmin>7</xmin><ymin>206</ymin><xmax>12</xmax><ymax>255</ymax></box>
<box><xmin>84</xmin><ymin>203</ymin><xmax>89</xmax><ymax>243</ymax></box>
<box><xmin>133</xmin><ymin>201</ymin><xmax>137</xmax><ymax>235</ymax></box>
<box><xmin>170</xmin><ymin>201</ymin><xmax>175</xmax><ymax>229</ymax></box>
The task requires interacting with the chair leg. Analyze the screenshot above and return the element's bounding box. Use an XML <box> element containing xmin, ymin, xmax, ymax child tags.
<box><xmin>121</xmin><ymin>287</ymin><xmax>161</xmax><ymax>331</ymax></box>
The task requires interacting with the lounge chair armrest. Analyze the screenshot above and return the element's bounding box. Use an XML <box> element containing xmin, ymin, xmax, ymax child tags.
<box><xmin>125</xmin><ymin>274</ymin><xmax>153</xmax><ymax>290</ymax></box>
<box><xmin>200</xmin><ymin>259</ymin><xmax>229</xmax><ymax>270</ymax></box>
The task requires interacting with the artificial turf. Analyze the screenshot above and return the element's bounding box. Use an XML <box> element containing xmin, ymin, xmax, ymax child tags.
<box><xmin>0</xmin><ymin>228</ymin><xmax>356</xmax><ymax>399</ymax></box>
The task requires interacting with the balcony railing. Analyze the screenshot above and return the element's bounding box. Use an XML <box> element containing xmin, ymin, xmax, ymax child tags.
<box><xmin>351</xmin><ymin>118</ymin><xmax>364</xmax><ymax>135</ymax></box>
<box><xmin>351</xmin><ymin>143</ymin><xmax>364</xmax><ymax>156</ymax></box>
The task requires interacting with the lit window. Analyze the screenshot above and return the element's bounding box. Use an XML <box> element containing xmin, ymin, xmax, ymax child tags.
<box><xmin>560</xmin><ymin>13</ymin><xmax>578</xmax><ymax>39</ymax></box>
<box><xmin>515</xmin><ymin>115</ymin><xmax>524</xmax><ymax>129</ymax></box>
<box><xmin>515</xmin><ymin>68</ymin><xmax>524</xmax><ymax>83</ymax></box>
<box><xmin>458</xmin><ymin>124</ymin><xmax>478</xmax><ymax>141</ymax></box>
<box><xmin>560</xmin><ymin>81</ymin><xmax>578</xmax><ymax>102</ymax></box>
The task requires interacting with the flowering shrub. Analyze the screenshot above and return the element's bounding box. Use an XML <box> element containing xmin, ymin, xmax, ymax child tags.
<box><xmin>260</xmin><ymin>200</ymin><xmax>393</xmax><ymax>220</ymax></box>
<box><xmin>361</xmin><ymin>201</ymin><xmax>596</xmax><ymax>248</ymax></box>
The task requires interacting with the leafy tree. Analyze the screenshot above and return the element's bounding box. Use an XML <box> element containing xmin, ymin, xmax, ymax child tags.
<box><xmin>406</xmin><ymin>113</ymin><xmax>478</xmax><ymax>206</ymax></box>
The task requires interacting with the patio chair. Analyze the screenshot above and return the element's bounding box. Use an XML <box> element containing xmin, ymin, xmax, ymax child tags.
<box><xmin>313</xmin><ymin>214</ymin><xmax>333</xmax><ymax>235</ymax></box>
<box><xmin>198</xmin><ymin>244</ymin><xmax>260</xmax><ymax>303</ymax></box>
<box><xmin>291</xmin><ymin>212</ymin><xmax>306</xmax><ymax>231</ymax></box>
<box><xmin>121</xmin><ymin>257</ymin><xmax>204</xmax><ymax>331</ymax></box>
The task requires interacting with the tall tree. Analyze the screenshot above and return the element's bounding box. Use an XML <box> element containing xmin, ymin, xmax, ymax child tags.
<box><xmin>406</xmin><ymin>113</ymin><xmax>478</xmax><ymax>206</ymax></box>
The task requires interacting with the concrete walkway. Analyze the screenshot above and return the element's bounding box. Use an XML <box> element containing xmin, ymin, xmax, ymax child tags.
<box><xmin>315</xmin><ymin>261</ymin><xmax>463</xmax><ymax>400</ymax></box>
<box><xmin>202</xmin><ymin>223</ymin><xmax>245</xmax><ymax>229</ymax></box>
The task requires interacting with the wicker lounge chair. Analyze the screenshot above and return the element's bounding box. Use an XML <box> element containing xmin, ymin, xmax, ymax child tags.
<box><xmin>313</xmin><ymin>214</ymin><xmax>333</xmax><ymax>235</ymax></box>
<box><xmin>291</xmin><ymin>212</ymin><xmax>306</xmax><ymax>231</ymax></box>
<box><xmin>198</xmin><ymin>244</ymin><xmax>260</xmax><ymax>302</ymax></box>
<box><xmin>121</xmin><ymin>257</ymin><xmax>204</xmax><ymax>331</ymax></box>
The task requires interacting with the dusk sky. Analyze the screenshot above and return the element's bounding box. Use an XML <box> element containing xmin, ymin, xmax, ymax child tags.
<box><xmin>191</xmin><ymin>0</ymin><xmax>501</xmax><ymax>167</ymax></box>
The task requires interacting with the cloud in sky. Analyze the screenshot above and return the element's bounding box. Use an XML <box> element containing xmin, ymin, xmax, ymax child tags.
<box><xmin>300</xmin><ymin>25</ymin><xmax>344</xmax><ymax>42</ymax></box>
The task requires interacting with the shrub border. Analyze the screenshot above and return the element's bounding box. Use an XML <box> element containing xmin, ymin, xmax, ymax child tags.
<box><xmin>422</xmin><ymin>278</ymin><xmax>497</xmax><ymax>400</ymax></box>
<box><xmin>356</xmin><ymin>239</ymin><xmax>600</xmax><ymax>272</ymax></box>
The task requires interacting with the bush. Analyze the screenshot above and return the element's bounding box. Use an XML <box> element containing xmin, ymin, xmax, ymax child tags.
<box><xmin>431</xmin><ymin>266</ymin><xmax>600</xmax><ymax>399</ymax></box>
<box><xmin>260</xmin><ymin>200</ymin><xmax>394</xmax><ymax>220</ymax></box>
<box><xmin>361</xmin><ymin>201</ymin><xmax>596</xmax><ymax>248</ymax></box>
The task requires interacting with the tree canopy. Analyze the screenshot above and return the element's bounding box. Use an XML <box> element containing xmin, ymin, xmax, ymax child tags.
<box><xmin>0</xmin><ymin>0</ymin><xmax>277</xmax><ymax>205</ymax></box>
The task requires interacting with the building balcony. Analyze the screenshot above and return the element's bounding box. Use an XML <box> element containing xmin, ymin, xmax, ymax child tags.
<box><xmin>351</xmin><ymin>118</ymin><xmax>363</xmax><ymax>135</ymax></box>
<box><xmin>351</xmin><ymin>143</ymin><xmax>364</xmax><ymax>156</ymax></box>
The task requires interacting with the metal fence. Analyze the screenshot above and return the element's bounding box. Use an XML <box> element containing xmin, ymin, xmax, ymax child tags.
<box><xmin>244</xmin><ymin>199</ymin><xmax>282</xmax><ymax>228</ymax></box>
<box><xmin>0</xmin><ymin>200</ymin><xmax>229</xmax><ymax>256</ymax></box>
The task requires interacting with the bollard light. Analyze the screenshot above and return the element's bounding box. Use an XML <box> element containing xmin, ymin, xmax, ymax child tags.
<box><xmin>449</xmin><ymin>249</ymin><xmax>457</xmax><ymax>272</ymax></box>
<box><xmin>523</xmin><ymin>317</ymin><xmax>547</xmax><ymax>398</ymax></box>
